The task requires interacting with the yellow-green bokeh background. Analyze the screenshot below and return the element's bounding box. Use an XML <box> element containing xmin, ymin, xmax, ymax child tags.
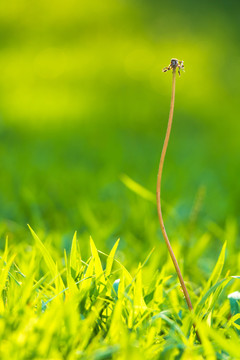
<box><xmin>0</xmin><ymin>0</ymin><xmax>239</xmax><ymax>264</ymax></box>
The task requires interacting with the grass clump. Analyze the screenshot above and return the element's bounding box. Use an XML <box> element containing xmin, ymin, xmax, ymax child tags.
<box><xmin>0</xmin><ymin>227</ymin><xmax>240</xmax><ymax>359</ymax></box>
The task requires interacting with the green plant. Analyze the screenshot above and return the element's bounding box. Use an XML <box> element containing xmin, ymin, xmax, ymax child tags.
<box><xmin>156</xmin><ymin>58</ymin><xmax>193</xmax><ymax>311</ymax></box>
<box><xmin>0</xmin><ymin>227</ymin><xmax>239</xmax><ymax>359</ymax></box>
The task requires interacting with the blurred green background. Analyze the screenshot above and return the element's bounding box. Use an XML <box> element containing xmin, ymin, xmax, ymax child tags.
<box><xmin>0</xmin><ymin>0</ymin><xmax>239</xmax><ymax>273</ymax></box>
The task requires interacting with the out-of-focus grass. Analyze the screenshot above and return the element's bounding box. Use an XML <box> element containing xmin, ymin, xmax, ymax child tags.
<box><xmin>0</xmin><ymin>0</ymin><xmax>240</xmax><ymax>132</ymax></box>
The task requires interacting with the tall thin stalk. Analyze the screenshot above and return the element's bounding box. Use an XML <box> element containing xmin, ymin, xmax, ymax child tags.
<box><xmin>156</xmin><ymin>60</ymin><xmax>193</xmax><ymax>311</ymax></box>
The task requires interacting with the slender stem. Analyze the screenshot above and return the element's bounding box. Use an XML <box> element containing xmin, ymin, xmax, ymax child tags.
<box><xmin>156</xmin><ymin>68</ymin><xmax>193</xmax><ymax>311</ymax></box>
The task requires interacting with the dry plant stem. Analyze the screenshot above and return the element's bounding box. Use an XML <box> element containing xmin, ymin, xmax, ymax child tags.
<box><xmin>156</xmin><ymin>68</ymin><xmax>193</xmax><ymax>311</ymax></box>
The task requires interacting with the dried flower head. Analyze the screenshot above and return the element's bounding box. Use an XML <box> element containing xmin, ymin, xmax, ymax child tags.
<box><xmin>162</xmin><ymin>58</ymin><xmax>185</xmax><ymax>76</ymax></box>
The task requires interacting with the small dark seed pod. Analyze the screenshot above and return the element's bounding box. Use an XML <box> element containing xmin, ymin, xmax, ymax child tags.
<box><xmin>170</xmin><ymin>58</ymin><xmax>178</xmax><ymax>68</ymax></box>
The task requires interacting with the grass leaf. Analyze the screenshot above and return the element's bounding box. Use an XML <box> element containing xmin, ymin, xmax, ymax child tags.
<box><xmin>106</xmin><ymin>238</ymin><xmax>120</xmax><ymax>278</ymax></box>
<box><xmin>28</xmin><ymin>224</ymin><xmax>64</xmax><ymax>293</ymax></box>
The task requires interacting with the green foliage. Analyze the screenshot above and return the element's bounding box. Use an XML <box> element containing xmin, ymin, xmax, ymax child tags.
<box><xmin>0</xmin><ymin>1</ymin><xmax>239</xmax><ymax>358</ymax></box>
<box><xmin>0</xmin><ymin>231</ymin><xmax>239</xmax><ymax>359</ymax></box>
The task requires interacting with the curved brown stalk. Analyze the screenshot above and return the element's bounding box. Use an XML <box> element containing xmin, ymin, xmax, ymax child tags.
<box><xmin>156</xmin><ymin>67</ymin><xmax>193</xmax><ymax>311</ymax></box>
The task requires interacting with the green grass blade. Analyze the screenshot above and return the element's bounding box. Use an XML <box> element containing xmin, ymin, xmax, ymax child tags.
<box><xmin>196</xmin><ymin>241</ymin><xmax>227</xmax><ymax>311</ymax></box>
<box><xmin>120</xmin><ymin>174</ymin><xmax>155</xmax><ymax>203</ymax></box>
<box><xmin>90</xmin><ymin>236</ymin><xmax>106</xmax><ymax>286</ymax></box>
<box><xmin>206</xmin><ymin>241</ymin><xmax>226</xmax><ymax>290</ymax></box>
<box><xmin>0</xmin><ymin>254</ymin><xmax>15</xmax><ymax>296</ymax></box>
<box><xmin>105</xmin><ymin>238</ymin><xmax>120</xmax><ymax>278</ymax></box>
<box><xmin>70</xmin><ymin>231</ymin><xmax>81</xmax><ymax>278</ymax></box>
<box><xmin>28</xmin><ymin>225</ymin><xmax>64</xmax><ymax>293</ymax></box>
<box><xmin>134</xmin><ymin>264</ymin><xmax>147</xmax><ymax>317</ymax></box>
